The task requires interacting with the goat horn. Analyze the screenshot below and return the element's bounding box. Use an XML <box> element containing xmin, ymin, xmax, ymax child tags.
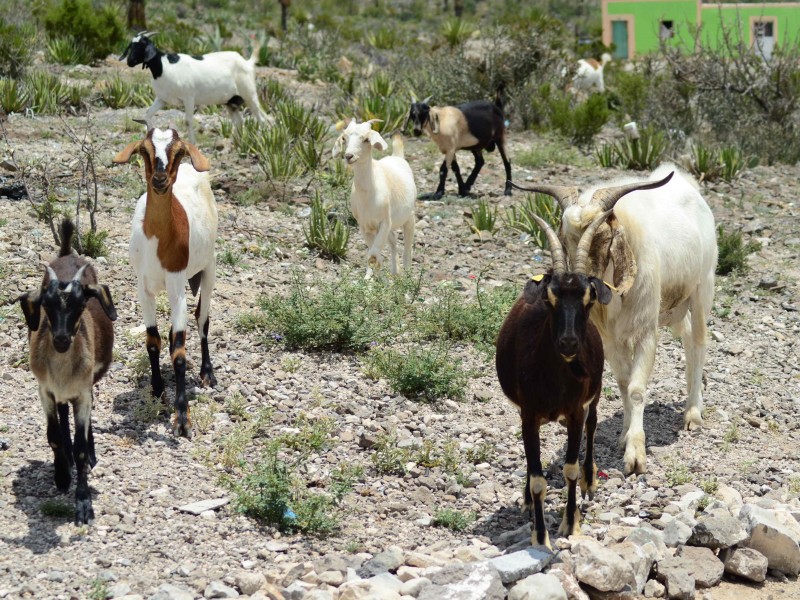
<box><xmin>508</xmin><ymin>181</ymin><xmax>580</xmax><ymax>211</ymax></box>
<box><xmin>132</xmin><ymin>118</ymin><xmax>150</xmax><ymax>129</ymax></box>
<box><xmin>45</xmin><ymin>265</ymin><xmax>58</xmax><ymax>284</ymax></box>
<box><xmin>574</xmin><ymin>210</ymin><xmax>613</xmax><ymax>275</ymax></box>
<box><xmin>591</xmin><ymin>171</ymin><xmax>674</xmax><ymax>212</ymax></box>
<box><xmin>72</xmin><ymin>264</ymin><xmax>89</xmax><ymax>284</ymax></box>
<box><xmin>529</xmin><ymin>214</ymin><xmax>567</xmax><ymax>275</ymax></box>
<box><xmin>422</xmin><ymin>95</ymin><xmax>433</xmax><ymax>105</ymax></box>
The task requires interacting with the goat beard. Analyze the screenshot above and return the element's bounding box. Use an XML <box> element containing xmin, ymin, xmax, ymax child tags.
<box><xmin>587</xmin><ymin>220</ymin><xmax>637</xmax><ymax>295</ymax></box>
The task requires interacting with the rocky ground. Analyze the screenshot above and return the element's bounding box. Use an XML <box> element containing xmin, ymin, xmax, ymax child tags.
<box><xmin>0</xmin><ymin>61</ymin><xmax>799</xmax><ymax>600</ymax></box>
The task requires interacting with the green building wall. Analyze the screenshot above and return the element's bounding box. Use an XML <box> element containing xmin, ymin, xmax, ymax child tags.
<box><xmin>606</xmin><ymin>0</ymin><xmax>697</xmax><ymax>56</ymax></box>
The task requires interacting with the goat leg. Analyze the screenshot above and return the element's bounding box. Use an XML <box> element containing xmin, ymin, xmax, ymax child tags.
<box><xmin>558</xmin><ymin>417</ymin><xmax>584</xmax><ymax>538</ymax></box>
<box><xmin>42</xmin><ymin>391</ymin><xmax>71</xmax><ymax>493</ymax></box>
<box><xmin>195</xmin><ymin>285</ymin><xmax>217</xmax><ymax>388</ymax></box>
<box><xmin>580</xmin><ymin>396</ymin><xmax>599</xmax><ymax>500</ymax></box>
<box><xmin>451</xmin><ymin>158</ymin><xmax>468</xmax><ymax>197</ymax></box>
<box><xmin>498</xmin><ymin>142</ymin><xmax>513</xmax><ymax>196</ymax></box>
<box><xmin>170</xmin><ymin>330</ymin><xmax>191</xmax><ymax>438</ymax></box>
<box><xmin>146</xmin><ymin>325</ymin><xmax>165</xmax><ymax>399</ymax></box>
<box><xmin>462</xmin><ymin>150</ymin><xmax>485</xmax><ymax>194</ymax></box>
<box><xmin>430</xmin><ymin>158</ymin><xmax>448</xmax><ymax>200</ymax></box>
<box><xmin>521</xmin><ymin>415</ymin><xmax>551</xmax><ymax>549</ymax></box>
<box><xmin>72</xmin><ymin>393</ymin><xmax>94</xmax><ymax>525</ymax></box>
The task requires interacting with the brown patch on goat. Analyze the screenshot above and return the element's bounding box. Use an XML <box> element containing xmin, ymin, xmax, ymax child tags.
<box><xmin>584</xmin><ymin>58</ymin><xmax>601</xmax><ymax>70</ymax></box>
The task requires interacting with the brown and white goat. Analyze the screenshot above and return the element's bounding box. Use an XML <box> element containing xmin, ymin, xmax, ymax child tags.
<box><xmin>407</xmin><ymin>90</ymin><xmax>512</xmax><ymax>199</ymax></box>
<box><xmin>18</xmin><ymin>219</ymin><xmax>117</xmax><ymax>524</ymax></box>
<box><xmin>113</xmin><ymin>127</ymin><xmax>218</xmax><ymax>437</ymax></box>
<box><xmin>496</xmin><ymin>213</ymin><xmax>611</xmax><ymax>548</ymax></box>
<box><xmin>512</xmin><ymin>167</ymin><xmax>715</xmax><ymax>476</ymax></box>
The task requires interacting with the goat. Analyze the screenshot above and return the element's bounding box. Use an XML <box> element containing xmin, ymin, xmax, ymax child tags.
<box><xmin>496</xmin><ymin>212</ymin><xmax>612</xmax><ymax>548</ymax></box>
<box><xmin>113</xmin><ymin>126</ymin><xmax>218</xmax><ymax>437</ymax></box>
<box><xmin>18</xmin><ymin>219</ymin><xmax>117</xmax><ymax>524</ymax></box>
<box><xmin>512</xmin><ymin>165</ymin><xmax>717</xmax><ymax>475</ymax></box>
<box><xmin>120</xmin><ymin>32</ymin><xmax>267</xmax><ymax>143</ymax></box>
<box><xmin>407</xmin><ymin>90</ymin><xmax>512</xmax><ymax>199</ymax></box>
<box><xmin>332</xmin><ymin>119</ymin><xmax>416</xmax><ymax>277</ymax></box>
<box><xmin>572</xmin><ymin>53</ymin><xmax>612</xmax><ymax>94</ymax></box>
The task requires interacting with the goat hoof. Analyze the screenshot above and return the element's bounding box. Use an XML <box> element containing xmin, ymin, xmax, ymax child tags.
<box><xmin>74</xmin><ymin>498</ymin><xmax>94</xmax><ymax>525</ymax></box>
<box><xmin>171</xmin><ymin>413</ymin><xmax>192</xmax><ymax>439</ymax></box>
<box><xmin>684</xmin><ymin>407</ymin><xmax>703</xmax><ymax>431</ymax></box>
<box><xmin>201</xmin><ymin>370</ymin><xmax>217</xmax><ymax>388</ymax></box>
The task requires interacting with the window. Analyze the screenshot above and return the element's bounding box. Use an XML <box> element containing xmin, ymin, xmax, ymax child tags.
<box><xmin>660</xmin><ymin>20</ymin><xmax>675</xmax><ymax>41</ymax></box>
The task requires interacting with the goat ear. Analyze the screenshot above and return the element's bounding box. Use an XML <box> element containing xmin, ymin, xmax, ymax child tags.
<box><xmin>606</xmin><ymin>215</ymin><xmax>637</xmax><ymax>295</ymax></box>
<box><xmin>332</xmin><ymin>134</ymin><xmax>345</xmax><ymax>158</ymax></box>
<box><xmin>431</xmin><ymin>112</ymin><xmax>440</xmax><ymax>135</ymax></box>
<box><xmin>18</xmin><ymin>292</ymin><xmax>42</xmax><ymax>332</ymax></box>
<box><xmin>589</xmin><ymin>278</ymin><xmax>613</xmax><ymax>305</ymax></box>
<box><xmin>523</xmin><ymin>274</ymin><xmax>550</xmax><ymax>305</ymax></box>
<box><xmin>183</xmin><ymin>142</ymin><xmax>210</xmax><ymax>172</ymax></box>
<box><xmin>113</xmin><ymin>140</ymin><xmax>142</xmax><ymax>164</ymax></box>
<box><xmin>84</xmin><ymin>284</ymin><xmax>118</xmax><ymax>321</ymax></box>
<box><xmin>368</xmin><ymin>130</ymin><xmax>388</xmax><ymax>151</ymax></box>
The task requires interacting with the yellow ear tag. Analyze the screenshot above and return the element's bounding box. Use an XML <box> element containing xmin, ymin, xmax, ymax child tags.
<box><xmin>603</xmin><ymin>280</ymin><xmax>619</xmax><ymax>293</ymax></box>
<box><xmin>530</xmin><ymin>274</ymin><xmax>545</xmax><ymax>282</ymax></box>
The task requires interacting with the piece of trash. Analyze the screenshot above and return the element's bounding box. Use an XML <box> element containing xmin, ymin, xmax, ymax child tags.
<box><xmin>284</xmin><ymin>507</ymin><xmax>297</xmax><ymax>521</ymax></box>
<box><xmin>597</xmin><ymin>470</ymin><xmax>609</xmax><ymax>480</ymax></box>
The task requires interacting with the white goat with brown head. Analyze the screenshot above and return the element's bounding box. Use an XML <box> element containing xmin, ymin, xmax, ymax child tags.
<box><xmin>113</xmin><ymin>126</ymin><xmax>218</xmax><ymax>437</ymax></box>
<box><xmin>513</xmin><ymin>164</ymin><xmax>717</xmax><ymax>475</ymax></box>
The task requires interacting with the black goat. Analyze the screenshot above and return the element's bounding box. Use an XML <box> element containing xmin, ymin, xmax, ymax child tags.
<box><xmin>408</xmin><ymin>90</ymin><xmax>512</xmax><ymax>199</ymax></box>
<box><xmin>18</xmin><ymin>219</ymin><xmax>117</xmax><ymax>524</ymax></box>
<box><xmin>496</xmin><ymin>212</ymin><xmax>611</xmax><ymax>548</ymax></box>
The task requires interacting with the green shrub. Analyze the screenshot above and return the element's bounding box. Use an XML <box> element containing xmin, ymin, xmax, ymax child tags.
<box><xmin>720</xmin><ymin>146</ymin><xmax>755</xmax><ymax>183</ymax></box>
<box><xmin>239</xmin><ymin>271</ymin><xmax>418</xmax><ymax>352</ymax></box>
<box><xmin>688</xmin><ymin>144</ymin><xmax>722</xmax><ymax>183</ymax></box>
<box><xmin>613</xmin><ymin>128</ymin><xmax>667</xmax><ymax>171</ymax></box>
<box><xmin>149</xmin><ymin>19</ymin><xmax>208</xmax><ymax>56</ymax></box>
<box><xmin>548</xmin><ymin>91</ymin><xmax>608</xmax><ymax>147</ymax></box>
<box><xmin>25</xmin><ymin>71</ymin><xmax>66</xmax><ymax>115</ymax></box>
<box><xmin>609</xmin><ymin>69</ymin><xmax>650</xmax><ymax>124</ymax></box>
<box><xmin>716</xmin><ymin>226</ymin><xmax>761</xmax><ymax>276</ymax></box>
<box><xmin>98</xmin><ymin>74</ymin><xmax>152</xmax><ymax>109</ymax></box>
<box><xmin>366</xmin><ymin>26</ymin><xmax>401</xmax><ymax>50</ymax></box>
<box><xmin>304</xmin><ymin>191</ymin><xmax>350</xmax><ymax>261</ymax></box>
<box><xmin>81</xmin><ymin>229</ymin><xmax>108</xmax><ymax>259</ymax></box>
<box><xmin>365</xmin><ymin>344</ymin><xmax>468</xmax><ymax>402</ymax></box>
<box><xmin>503</xmin><ymin>193</ymin><xmax>561</xmax><ymax>248</ymax></box>
<box><xmin>594</xmin><ymin>142</ymin><xmax>617</xmax><ymax>168</ymax></box>
<box><xmin>432</xmin><ymin>507</ymin><xmax>476</xmax><ymax>531</ymax></box>
<box><xmin>441</xmin><ymin>18</ymin><xmax>475</xmax><ymax>48</ymax></box>
<box><xmin>0</xmin><ymin>77</ymin><xmax>28</xmax><ymax>113</ymax></box>
<box><xmin>371</xmin><ymin>432</ymin><xmax>409</xmax><ymax>476</ymax></box>
<box><xmin>0</xmin><ymin>18</ymin><xmax>35</xmax><ymax>78</ymax></box>
<box><xmin>46</xmin><ymin>36</ymin><xmax>92</xmax><ymax>66</ymax></box>
<box><xmin>42</xmin><ymin>0</ymin><xmax>125</xmax><ymax>63</ymax></box>
<box><xmin>469</xmin><ymin>199</ymin><xmax>497</xmax><ymax>234</ymax></box>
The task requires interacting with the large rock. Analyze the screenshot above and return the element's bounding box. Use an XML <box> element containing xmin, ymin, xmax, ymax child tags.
<box><xmin>662</xmin><ymin>520</ymin><xmax>692</xmax><ymax>548</ymax></box>
<box><xmin>204</xmin><ymin>581</ymin><xmax>239</xmax><ymax>598</ymax></box>
<box><xmin>508</xmin><ymin>573</ymin><xmax>567</xmax><ymax>600</ymax></box>
<box><xmin>571</xmin><ymin>538</ymin><xmax>637</xmax><ymax>593</ymax></box>
<box><xmin>610</xmin><ymin>542</ymin><xmax>653</xmax><ymax>594</ymax></box>
<box><xmin>654</xmin><ymin>567</ymin><xmax>694</xmax><ymax>600</ymax></box>
<box><xmin>488</xmin><ymin>547</ymin><xmax>555</xmax><ymax>585</ymax></box>
<box><xmin>688</xmin><ymin>514</ymin><xmax>748</xmax><ymax>549</ymax></box>
<box><xmin>723</xmin><ymin>547</ymin><xmax>769</xmax><ymax>583</ymax></box>
<box><xmin>233</xmin><ymin>571</ymin><xmax>266</xmax><ymax>596</ymax></box>
<box><xmin>643</xmin><ymin>579</ymin><xmax>665</xmax><ymax>598</ymax></box>
<box><xmin>548</xmin><ymin>567</ymin><xmax>590</xmax><ymax>600</ymax></box>
<box><xmin>658</xmin><ymin>546</ymin><xmax>723</xmax><ymax>588</ymax></box>
<box><xmin>739</xmin><ymin>503</ymin><xmax>800</xmax><ymax>576</ymax></box>
<box><xmin>149</xmin><ymin>585</ymin><xmax>195</xmax><ymax>600</ymax></box>
<box><xmin>358</xmin><ymin>547</ymin><xmax>405</xmax><ymax>577</ymax></box>
<box><xmin>714</xmin><ymin>485</ymin><xmax>743</xmax><ymax>515</ymax></box>
<box><xmin>625</xmin><ymin>528</ymin><xmax>667</xmax><ymax>562</ymax></box>
<box><xmin>417</xmin><ymin>561</ymin><xmax>505</xmax><ymax>600</ymax></box>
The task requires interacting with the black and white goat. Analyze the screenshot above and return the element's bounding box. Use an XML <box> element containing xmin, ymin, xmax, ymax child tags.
<box><xmin>113</xmin><ymin>126</ymin><xmax>218</xmax><ymax>438</ymax></box>
<box><xmin>496</xmin><ymin>213</ymin><xmax>611</xmax><ymax>548</ymax></box>
<box><xmin>407</xmin><ymin>91</ymin><xmax>512</xmax><ymax>199</ymax></box>
<box><xmin>18</xmin><ymin>219</ymin><xmax>117</xmax><ymax>524</ymax></box>
<box><xmin>120</xmin><ymin>32</ymin><xmax>267</xmax><ymax>143</ymax></box>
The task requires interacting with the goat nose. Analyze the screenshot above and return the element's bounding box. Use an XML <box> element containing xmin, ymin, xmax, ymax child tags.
<box><xmin>558</xmin><ymin>337</ymin><xmax>579</xmax><ymax>357</ymax></box>
<box><xmin>53</xmin><ymin>334</ymin><xmax>71</xmax><ymax>352</ymax></box>
<box><xmin>344</xmin><ymin>153</ymin><xmax>354</xmax><ymax>161</ymax></box>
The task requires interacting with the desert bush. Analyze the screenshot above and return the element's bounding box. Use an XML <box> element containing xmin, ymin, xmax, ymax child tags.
<box><xmin>600</xmin><ymin>127</ymin><xmax>666</xmax><ymax>171</ymax></box>
<box><xmin>366</xmin><ymin>344</ymin><xmax>468</xmax><ymax>402</ymax></box>
<box><xmin>98</xmin><ymin>74</ymin><xmax>152</xmax><ymax>109</ymax></box>
<box><xmin>0</xmin><ymin>77</ymin><xmax>28</xmax><ymax>112</ymax></box>
<box><xmin>366</xmin><ymin>25</ymin><xmax>401</xmax><ymax>50</ymax></box>
<box><xmin>441</xmin><ymin>18</ymin><xmax>475</xmax><ymax>48</ymax></box>
<box><xmin>720</xmin><ymin>146</ymin><xmax>755</xmax><ymax>183</ymax></box>
<box><xmin>688</xmin><ymin>143</ymin><xmax>722</xmax><ymax>183</ymax></box>
<box><xmin>149</xmin><ymin>19</ymin><xmax>209</xmax><ymax>56</ymax></box>
<box><xmin>0</xmin><ymin>18</ymin><xmax>35</xmax><ymax>78</ymax></box>
<box><xmin>550</xmin><ymin>92</ymin><xmax>609</xmax><ymax>147</ymax></box>
<box><xmin>503</xmin><ymin>193</ymin><xmax>561</xmax><ymax>248</ymax></box>
<box><xmin>469</xmin><ymin>199</ymin><xmax>497</xmax><ymax>234</ymax></box>
<box><xmin>716</xmin><ymin>226</ymin><xmax>760</xmax><ymax>276</ymax></box>
<box><xmin>304</xmin><ymin>191</ymin><xmax>349</xmax><ymax>260</ymax></box>
<box><xmin>42</xmin><ymin>0</ymin><xmax>125</xmax><ymax>63</ymax></box>
<box><xmin>46</xmin><ymin>36</ymin><xmax>92</xmax><ymax>66</ymax></box>
<box><xmin>432</xmin><ymin>507</ymin><xmax>476</xmax><ymax>531</ymax></box>
<box><xmin>25</xmin><ymin>71</ymin><xmax>66</xmax><ymax>115</ymax></box>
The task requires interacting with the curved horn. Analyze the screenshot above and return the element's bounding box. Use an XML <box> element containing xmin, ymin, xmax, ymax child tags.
<box><xmin>422</xmin><ymin>95</ymin><xmax>433</xmax><ymax>105</ymax></box>
<box><xmin>508</xmin><ymin>181</ymin><xmax>580</xmax><ymax>211</ymax></box>
<box><xmin>45</xmin><ymin>265</ymin><xmax>58</xmax><ymax>284</ymax></box>
<box><xmin>574</xmin><ymin>210</ymin><xmax>613</xmax><ymax>274</ymax></box>
<box><xmin>592</xmin><ymin>171</ymin><xmax>674</xmax><ymax>212</ymax></box>
<box><xmin>72</xmin><ymin>264</ymin><xmax>89</xmax><ymax>284</ymax></box>
<box><xmin>529</xmin><ymin>214</ymin><xmax>567</xmax><ymax>275</ymax></box>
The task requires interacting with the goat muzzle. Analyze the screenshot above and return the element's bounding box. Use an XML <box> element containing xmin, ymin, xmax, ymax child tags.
<box><xmin>52</xmin><ymin>334</ymin><xmax>72</xmax><ymax>353</ymax></box>
<box><xmin>151</xmin><ymin>174</ymin><xmax>169</xmax><ymax>194</ymax></box>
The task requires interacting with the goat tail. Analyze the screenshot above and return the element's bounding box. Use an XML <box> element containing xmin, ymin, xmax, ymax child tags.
<box><xmin>248</xmin><ymin>38</ymin><xmax>262</xmax><ymax>65</ymax></box>
<box><xmin>391</xmin><ymin>132</ymin><xmax>405</xmax><ymax>158</ymax></box>
<box><xmin>58</xmin><ymin>218</ymin><xmax>75</xmax><ymax>257</ymax></box>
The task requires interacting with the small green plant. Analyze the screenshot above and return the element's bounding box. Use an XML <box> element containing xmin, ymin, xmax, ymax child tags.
<box><xmin>88</xmin><ymin>578</ymin><xmax>108</xmax><ymax>600</ymax></box>
<box><xmin>688</xmin><ymin>144</ymin><xmax>722</xmax><ymax>183</ymax></box>
<box><xmin>219</xmin><ymin>247</ymin><xmax>243</xmax><ymax>268</ymax></box>
<box><xmin>0</xmin><ymin>77</ymin><xmax>29</xmax><ymax>113</ymax></box>
<box><xmin>134</xmin><ymin>392</ymin><xmax>167</xmax><ymax>423</ymax></box>
<box><xmin>304</xmin><ymin>192</ymin><xmax>350</xmax><ymax>261</ymax></box>
<box><xmin>665</xmin><ymin>461</ymin><xmax>691</xmax><ymax>486</ymax></box>
<box><xmin>719</xmin><ymin>146</ymin><xmax>754</xmax><ymax>183</ymax></box>
<box><xmin>788</xmin><ymin>476</ymin><xmax>800</xmax><ymax>495</ymax></box>
<box><xmin>594</xmin><ymin>142</ymin><xmax>617</xmax><ymax>168</ymax></box>
<box><xmin>0</xmin><ymin>18</ymin><xmax>35</xmax><ymax>78</ymax></box>
<box><xmin>716</xmin><ymin>226</ymin><xmax>760</xmax><ymax>276</ymax></box>
<box><xmin>26</xmin><ymin>71</ymin><xmax>66</xmax><ymax>115</ymax></box>
<box><xmin>371</xmin><ymin>432</ymin><xmax>409</xmax><ymax>476</ymax></box>
<box><xmin>281</xmin><ymin>355</ymin><xmax>302</xmax><ymax>373</ymax></box>
<box><xmin>98</xmin><ymin>74</ymin><xmax>152</xmax><ymax>109</ymax></box>
<box><xmin>40</xmin><ymin>498</ymin><xmax>73</xmax><ymax>517</ymax></box>
<box><xmin>699</xmin><ymin>477</ymin><xmax>718</xmax><ymax>495</ymax></box>
<box><xmin>366</xmin><ymin>344</ymin><xmax>468</xmax><ymax>402</ymax></box>
<box><xmin>432</xmin><ymin>507</ymin><xmax>476</xmax><ymax>531</ymax></box>
<box><xmin>695</xmin><ymin>495</ymin><xmax>712</xmax><ymax>513</ymax></box>
<box><xmin>441</xmin><ymin>18</ymin><xmax>475</xmax><ymax>48</ymax></box>
<box><xmin>413</xmin><ymin>439</ymin><xmax>442</xmax><ymax>468</ymax></box>
<box><xmin>722</xmin><ymin>422</ymin><xmax>740</xmax><ymax>452</ymax></box>
<box><xmin>46</xmin><ymin>36</ymin><xmax>92</xmax><ymax>66</ymax></box>
<box><xmin>366</xmin><ymin>26</ymin><xmax>401</xmax><ymax>50</ymax></box>
<box><xmin>503</xmin><ymin>193</ymin><xmax>561</xmax><ymax>248</ymax></box>
<box><xmin>81</xmin><ymin>229</ymin><xmax>108</xmax><ymax>259</ymax></box>
<box><xmin>329</xmin><ymin>463</ymin><xmax>363</xmax><ymax>502</ymax></box>
<box><xmin>614</xmin><ymin>128</ymin><xmax>667</xmax><ymax>170</ymax></box>
<box><xmin>469</xmin><ymin>199</ymin><xmax>497</xmax><ymax>235</ymax></box>
<box><xmin>280</xmin><ymin>414</ymin><xmax>335</xmax><ymax>455</ymax></box>
<box><xmin>465</xmin><ymin>441</ymin><xmax>495</xmax><ymax>464</ymax></box>
<box><xmin>223</xmin><ymin>392</ymin><xmax>248</xmax><ymax>421</ymax></box>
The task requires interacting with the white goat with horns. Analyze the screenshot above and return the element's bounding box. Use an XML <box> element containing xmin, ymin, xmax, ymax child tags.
<box><xmin>512</xmin><ymin>164</ymin><xmax>717</xmax><ymax>475</ymax></box>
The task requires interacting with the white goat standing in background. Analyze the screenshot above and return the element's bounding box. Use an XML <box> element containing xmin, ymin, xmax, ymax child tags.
<box><xmin>572</xmin><ymin>53</ymin><xmax>612</xmax><ymax>93</ymax></box>
<box><xmin>513</xmin><ymin>165</ymin><xmax>717</xmax><ymax>475</ymax></box>
<box><xmin>333</xmin><ymin>119</ymin><xmax>417</xmax><ymax>278</ymax></box>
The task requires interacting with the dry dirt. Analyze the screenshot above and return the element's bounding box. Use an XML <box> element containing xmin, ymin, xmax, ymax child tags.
<box><xmin>0</xmin><ymin>62</ymin><xmax>799</xmax><ymax>599</ymax></box>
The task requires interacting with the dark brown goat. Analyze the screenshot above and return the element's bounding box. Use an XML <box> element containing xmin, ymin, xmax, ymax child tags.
<box><xmin>18</xmin><ymin>219</ymin><xmax>117</xmax><ymax>524</ymax></box>
<box><xmin>496</xmin><ymin>213</ymin><xmax>611</xmax><ymax>548</ymax></box>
